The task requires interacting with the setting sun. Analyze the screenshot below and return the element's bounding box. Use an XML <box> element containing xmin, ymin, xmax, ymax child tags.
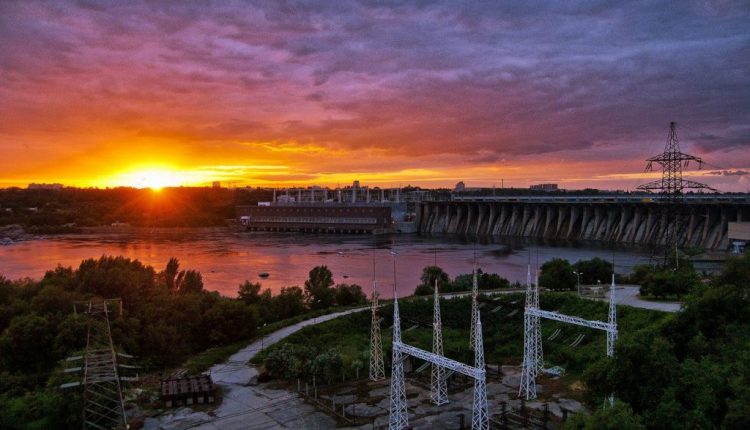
<box><xmin>105</xmin><ymin>168</ymin><xmax>188</xmax><ymax>190</ymax></box>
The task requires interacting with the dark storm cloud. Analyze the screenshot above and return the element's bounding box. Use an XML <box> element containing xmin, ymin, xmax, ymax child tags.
<box><xmin>0</xmin><ymin>0</ymin><xmax>748</xmax><ymax>180</ymax></box>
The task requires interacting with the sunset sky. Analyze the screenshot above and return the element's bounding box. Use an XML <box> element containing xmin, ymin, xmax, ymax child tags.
<box><xmin>1</xmin><ymin>1</ymin><xmax>749</xmax><ymax>191</ymax></box>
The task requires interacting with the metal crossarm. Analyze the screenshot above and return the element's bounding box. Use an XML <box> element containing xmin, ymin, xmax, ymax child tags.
<box><xmin>395</xmin><ymin>342</ymin><xmax>485</xmax><ymax>380</ymax></box>
<box><xmin>519</xmin><ymin>275</ymin><xmax>619</xmax><ymax>401</ymax></box>
<box><xmin>388</xmin><ymin>257</ymin><xmax>488</xmax><ymax>430</ymax></box>
<box><xmin>526</xmin><ymin>308</ymin><xmax>616</xmax><ymax>333</ymax></box>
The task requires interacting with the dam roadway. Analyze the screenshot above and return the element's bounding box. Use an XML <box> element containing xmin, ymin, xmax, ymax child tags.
<box><xmin>417</xmin><ymin>195</ymin><xmax>750</xmax><ymax>250</ymax></box>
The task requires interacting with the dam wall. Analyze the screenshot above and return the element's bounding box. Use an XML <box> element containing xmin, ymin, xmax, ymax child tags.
<box><xmin>417</xmin><ymin>197</ymin><xmax>750</xmax><ymax>250</ymax></box>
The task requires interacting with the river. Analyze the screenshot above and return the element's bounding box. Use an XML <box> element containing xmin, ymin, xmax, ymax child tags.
<box><xmin>0</xmin><ymin>230</ymin><xmax>653</xmax><ymax>297</ymax></box>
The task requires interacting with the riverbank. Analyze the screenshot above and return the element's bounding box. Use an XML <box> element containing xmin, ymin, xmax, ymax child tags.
<box><xmin>0</xmin><ymin>230</ymin><xmax>655</xmax><ymax>297</ymax></box>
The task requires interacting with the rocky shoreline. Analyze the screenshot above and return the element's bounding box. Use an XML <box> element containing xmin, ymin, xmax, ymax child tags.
<box><xmin>0</xmin><ymin>224</ymin><xmax>35</xmax><ymax>245</ymax></box>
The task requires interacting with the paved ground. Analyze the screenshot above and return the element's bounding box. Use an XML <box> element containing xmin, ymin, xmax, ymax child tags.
<box><xmin>145</xmin><ymin>307</ymin><xmax>368</xmax><ymax>430</ymax></box>
<box><xmin>605</xmin><ymin>285</ymin><xmax>682</xmax><ymax>313</ymax></box>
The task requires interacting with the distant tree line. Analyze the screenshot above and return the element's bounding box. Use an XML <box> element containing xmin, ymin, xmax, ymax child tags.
<box><xmin>0</xmin><ymin>186</ymin><xmax>276</xmax><ymax>229</ymax></box>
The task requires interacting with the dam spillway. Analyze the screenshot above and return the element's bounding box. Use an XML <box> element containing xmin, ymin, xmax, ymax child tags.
<box><xmin>416</xmin><ymin>196</ymin><xmax>750</xmax><ymax>250</ymax></box>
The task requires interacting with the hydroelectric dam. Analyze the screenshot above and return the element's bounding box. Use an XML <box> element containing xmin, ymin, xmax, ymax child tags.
<box><xmin>416</xmin><ymin>195</ymin><xmax>750</xmax><ymax>250</ymax></box>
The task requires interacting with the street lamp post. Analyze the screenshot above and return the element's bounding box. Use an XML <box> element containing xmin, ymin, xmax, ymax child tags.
<box><xmin>573</xmin><ymin>272</ymin><xmax>583</xmax><ymax>297</ymax></box>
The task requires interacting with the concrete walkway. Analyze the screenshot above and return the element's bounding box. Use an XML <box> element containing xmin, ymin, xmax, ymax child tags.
<box><xmin>605</xmin><ymin>285</ymin><xmax>682</xmax><ymax>313</ymax></box>
<box><xmin>146</xmin><ymin>307</ymin><xmax>368</xmax><ymax>430</ymax></box>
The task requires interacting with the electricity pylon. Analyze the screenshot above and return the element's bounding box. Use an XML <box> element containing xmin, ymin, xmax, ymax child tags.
<box><xmin>519</xmin><ymin>266</ymin><xmax>538</xmax><ymax>400</ymax></box>
<box><xmin>388</xmin><ymin>258</ymin><xmax>408</xmax><ymax>430</ymax></box>
<box><xmin>388</xmin><ymin>295</ymin><xmax>408</xmax><ymax>429</ymax></box>
<box><xmin>607</xmin><ymin>274</ymin><xmax>618</xmax><ymax>358</ymax></box>
<box><xmin>471</xmin><ymin>313</ymin><xmax>489</xmax><ymax>430</ymax></box>
<box><xmin>430</xmin><ymin>279</ymin><xmax>448</xmax><ymax>405</ymax></box>
<box><xmin>369</xmin><ymin>276</ymin><xmax>385</xmax><ymax>381</ymax></box>
<box><xmin>533</xmin><ymin>270</ymin><xmax>543</xmax><ymax>375</ymax></box>
<box><xmin>469</xmin><ymin>267</ymin><xmax>479</xmax><ymax>350</ymax></box>
<box><xmin>607</xmin><ymin>274</ymin><xmax>619</xmax><ymax>406</ymax></box>
<box><xmin>74</xmin><ymin>299</ymin><xmax>128</xmax><ymax>430</ymax></box>
<box><xmin>637</xmin><ymin>122</ymin><xmax>715</xmax><ymax>265</ymax></box>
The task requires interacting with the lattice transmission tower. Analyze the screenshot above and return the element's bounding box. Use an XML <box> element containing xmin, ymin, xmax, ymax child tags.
<box><xmin>369</xmin><ymin>269</ymin><xmax>385</xmax><ymax>381</ymax></box>
<box><xmin>469</xmin><ymin>266</ymin><xmax>479</xmax><ymax>351</ymax></box>
<box><xmin>388</xmin><ymin>254</ymin><xmax>409</xmax><ymax>430</ymax></box>
<box><xmin>637</xmin><ymin>122</ymin><xmax>714</xmax><ymax>264</ymax></box>
<box><xmin>63</xmin><ymin>299</ymin><xmax>131</xmax><ymax>430</ymax></box>
<box><xmin>388</xmin><ymin>292</ymin><xmax>409</xmax><ymax>429</ymax></box>
<box><xmin>430</xmin><ymin>279</ymin><xmax>448</xmax><ymax>405</ymax></box>
<box><xmin>471</xmin><ymin>313</ymin><xmax>489</xmax><ymax>430</ymax></box>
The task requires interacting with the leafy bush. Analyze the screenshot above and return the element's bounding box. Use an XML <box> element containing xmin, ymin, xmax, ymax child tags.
<box><xmin>540</xmin><ymin>258</ymin><xmax>576</xmax><ymax>291</ymax></box>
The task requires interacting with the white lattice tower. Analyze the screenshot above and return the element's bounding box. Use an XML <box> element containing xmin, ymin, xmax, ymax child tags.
<box><xmin>519</xmin><ymin>308</ymin><xmax>538</xmax><ymax>400</ymax></box>
<box><xmin>533</xmin><ymin>270</ymin><xmax>544</xmax><ymax>375</ymax></box>
<box><xmin>369</xmin><ymin>279</ymin><xmax>385</xmax><ymax>381</ymax></box>
<box><xmin>469</xmin><ymin>267</ymin><xmax>479</xmax><ymax>350</ymax></box>
<box><xmin>607</xmin><ymin>274</ymin><xmax>618</xmax><ymax>357</ymax></box>
<box><xmin>607</xmin><ymin>274</ymin><xmax>618</xmax><ymax>406</ymax></box>
<box><xmin>524</xmin><ymin>265</ymin><xmax>533</xmax><ymax>307</ymax></box>
<box><xmin>431</xmin><ymin>279</ymin><xmax>448</xmax><ymax>405</ymax></box>
<box><xmin>388</xmin><ymin>293</ymin><xmax>409</xmax><ymax>429</ymax></box>
<box><xmin>471</xmin><ymin>313</ymin><xmax>489</xmax><ymax>430</ymax></box>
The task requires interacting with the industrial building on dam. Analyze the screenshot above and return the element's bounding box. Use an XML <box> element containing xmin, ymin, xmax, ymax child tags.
<box><xmin>237</xmin><ymin>181</ymin><xmax>750</xmax><ymax>251</ymax></box>
<box><xmin>237</xmin><ymin>181</ymin><xmax>421</xmax><ymax>234</ymax></box>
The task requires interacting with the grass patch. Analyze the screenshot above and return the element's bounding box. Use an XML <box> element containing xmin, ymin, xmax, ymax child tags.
<box><xmin>182</xmin><ymin>305</ymin><xmax>365</xmax><ymax>373</ymax></box>
<box><xmin>255</xmin><ymin>292</ymin><xmax>673</xmax><ymax>383</ymax></box>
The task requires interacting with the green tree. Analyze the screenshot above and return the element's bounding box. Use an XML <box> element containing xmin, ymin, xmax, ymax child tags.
<box><xmin>573</xmin><ymin>257</ymin><xmax>614</xmax><ymax>285</ymax></box>
<box><xmin>274</xmin><ymin>286</ymin><xmax>306</xmax><ymax>320</ymax></box>
<box><xmin>164</xmin><ymin>257</ymin><xmax>180</xmax><ymax>292</ymax></box>
<box><xmin>178</xmin><ymin>270</ymin><xmax>203</xmax><ymax>294</ymax></box>
<box><xmin>304</xmin><ymin>266</ymin><xmax>335</xmax><ymax>309</ymax></box>
<box><xmin>419</xmin><ymin>266</ymin><xmax>450</xmax><ymax>290</ymax></box>
<box><xmin>539</xmin><ymin>258</ymin><xmax>576</xmax><ymax>291</ymax></box>
<box><xmin>0</xmin><ymin>314</ymin><xmax>55</xmax><ymax>372</ymax></box>
<box><xmin>713</xmin><ymin>251</ymin><xmax>750</xmax><ymax>288</ymax></box>
<box><xmin>238</xmin><ymin>281</ymin><xmax>263</xmax><ymax>305</ymax></box>
<box><xmin>333</xmin><ymin>283</ymin><xmax>366</xmax><ymax>306</ymax></box>
<box><xmin>202</xmin><ymin>299</ymin><xmax>257</xmax><ymax>345</ymax></box>
<box><xmin>563</xmin><ymin>401</ymin><xmax>645</xmax><ymax>430</ymax></box>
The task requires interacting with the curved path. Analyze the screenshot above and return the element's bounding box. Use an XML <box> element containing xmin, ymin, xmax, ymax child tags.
<box><xmin>606</xmin><ymin>285</ymin><xmax>682</xmax><ymax>313</ymax></box>
<box><xmin>146</xmin><ymin>307</ymin><xmax>369</xmax><ymax>430</ymax></box>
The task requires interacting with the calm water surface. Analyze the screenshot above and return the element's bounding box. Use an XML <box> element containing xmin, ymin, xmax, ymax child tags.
<box><xmin>0</xmin><ymin>231</ymin><xmax>653</xmax><ymax>297</ymax></box>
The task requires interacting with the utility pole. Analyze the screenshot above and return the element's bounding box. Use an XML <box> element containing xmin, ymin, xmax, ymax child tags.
<box><xmin>637</xmin><ymin>122</ymin><xmax>715</xmax><ymax>266</ymax></box>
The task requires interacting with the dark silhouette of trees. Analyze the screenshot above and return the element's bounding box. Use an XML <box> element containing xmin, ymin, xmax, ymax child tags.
<box><xmin>539</xmin><ymin>258</ymin><xmax>576</xmax><ymax>291</ymax></box>
<box><xmin>304</xmin><ymin>266</ymin><xmax>336</xmax><ymax>309</ymax></box>
<box><xmin>238</xmin><ymin>281</ymin><xmax>263</xmax><ymax>305</ymax></box>
<box><xmin>572</xmin><ymin>257</ymin><xmax>614</xmax><ymax>285</ymax></box>
<box><xmin>333</xmin><ymin>284</ymin><xmax>367</xmax><ymax>306</ymax></box>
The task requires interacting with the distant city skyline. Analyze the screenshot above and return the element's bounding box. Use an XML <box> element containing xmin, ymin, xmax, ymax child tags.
<box><xmin>1</xmin><ymin>1</ymin><xmax>749</xmax><ymax>191</ymax></box>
